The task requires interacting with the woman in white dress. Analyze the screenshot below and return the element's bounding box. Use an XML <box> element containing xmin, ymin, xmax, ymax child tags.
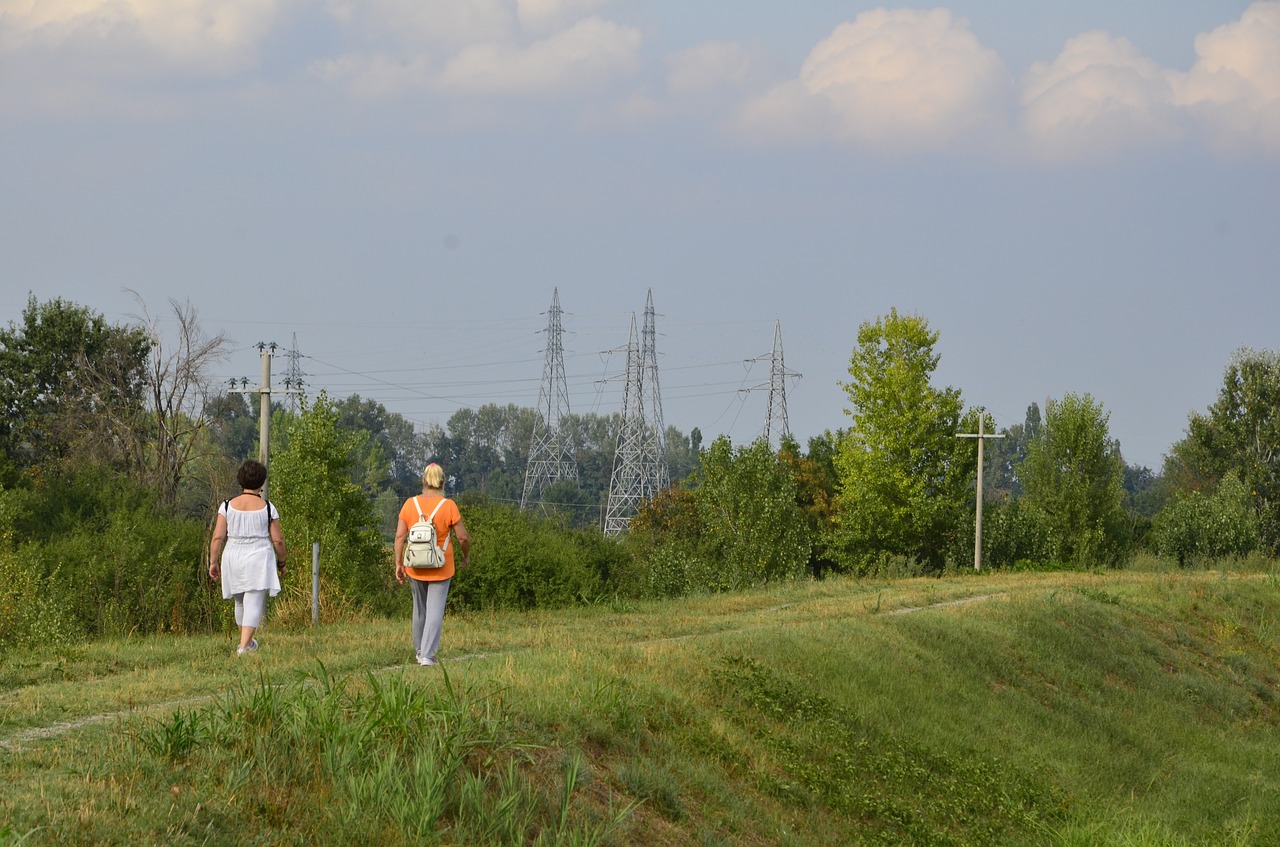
<box><xmin>208</xmin><ymin>460</ymin><xmax>287</xmax><ymax>655</ymax></box>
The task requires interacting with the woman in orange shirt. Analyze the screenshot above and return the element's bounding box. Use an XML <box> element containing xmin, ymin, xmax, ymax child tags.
<box><xmin>393</xmin><ymin>462</ymin><xmax>470</xmax><ymax>666</ymax></box>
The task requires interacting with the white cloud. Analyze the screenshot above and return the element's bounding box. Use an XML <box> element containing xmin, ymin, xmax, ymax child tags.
<box><xmin>1020</xmin><ymin>31</ymin><xmax>1184</xmax><ymax>160</ymax></box>
<box><xmin>666</xmin><ymin>41</ymin><xmax>759</xmax><ymax>97</ymax></box>
<box><xmin>516</xmin><ymin>0</ymin><xmax>609</xmax><ymax>35</ymax></box>
<box><xmin>436</xmin><ymin>16</ymin><xmax>640</xmax><ymax>96</ymax></box>
<box><xmin>323</xmin><ymin>0</ymin><xmax>514</xmax><ymax>51</ymax></box>
<box><xmin>0</xmin><ymin>0</ymin><xmax>284</xmax><ymax>75</ymax></box>
<box><xmin>314</xmin><ymin>2</ymin><xmax>640</xmax><ymax>101</ymax></box>
<box><xmin>1178</xmin><ymin>0</ymin><xmax>1280</xmax><ymax>155</ymax></box>
<box><xmin>740</xmin><ymin>8</ymin><xmax>1009</xmax><ymax>152</ymax></box>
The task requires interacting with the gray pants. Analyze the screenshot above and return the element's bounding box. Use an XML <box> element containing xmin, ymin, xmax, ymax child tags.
<box><xmin>409</xmin><ymin>578</ymin><xmax>451</xmax><ymax>662</ymax></box>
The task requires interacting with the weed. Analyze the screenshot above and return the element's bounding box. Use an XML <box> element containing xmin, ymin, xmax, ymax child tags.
<box><xmin>0</xmin><ymin>826</ymin><xmax>39</xmax><ymax>846</ymax></box>
<box><xmin>132</xmin><ymin>708</ymin><xmax>210</xmax><ymax>762</ymax></box>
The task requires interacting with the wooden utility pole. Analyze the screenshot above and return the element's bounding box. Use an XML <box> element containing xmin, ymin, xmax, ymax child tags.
<box><xmin>957</xmin><ymin>409</ymin><xmax>1003</xmax><ymax>572</ymax></box>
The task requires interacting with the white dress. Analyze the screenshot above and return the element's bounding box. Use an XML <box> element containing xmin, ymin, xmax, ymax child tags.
<box><xmin>219</xmin><ymin>500</ymin><xmax>282</xmax><ymax>600</ymax></box>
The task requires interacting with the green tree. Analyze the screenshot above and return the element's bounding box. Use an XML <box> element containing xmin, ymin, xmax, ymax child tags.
<box><xmin>666</xmin><ymin>424</ymin><xmax>703</xmax><ymax>484</ymax></box>
<box><xmin>779</xmin><ymin>432</ymin><xmax>842</xmax><ymax>577</ymax></box>
<box><xmin>694</xmin><ymin>436</ymin><xmax>810</xmax><ymax>589</ymax></box>
<box><xmin>1020</xmin><ymin>393</ymin><xmax>1128</xmax><ymax>567</ymax></box>
<box><xmin>1149</xmin><ymin>471</ymin><xmax>1260</xmax><ymax>566</ymax></box>
<box><xmin>985</xmin><ymin>403</ymin><xmax>1041</xmax><ymax>500</ymax></box>
<box><xmin>0</xmin><ymin>295</ymin><xmax>150</xmax><ymax>476</ymax></box>
<box><xmin>335</xmin><ymin>395</ymin><xmax>427</xmax><ymax>497</ymax></box>
<box><xmin>831</xmin><ymin>309</ymin><xmax>970</xmax><ymax>571</ymax></box>
<box><xmin>205</xmin><ymin>391</ymin><xmax>260</xmax><ymax>463</ymax></box>
<box><xmin>1165</xmin><ymin>348</ymin><xmax>1280</xmax><ymax>552</ymax></box>
<box><xmin>269</xmin><ymin>392</ymin><xmax>393</xmax><ymax>615</ymax></box>
<box><xmin>440</xmin><ymin>404</ymin><xmax>539</xmax><ymax>500</ymax></box>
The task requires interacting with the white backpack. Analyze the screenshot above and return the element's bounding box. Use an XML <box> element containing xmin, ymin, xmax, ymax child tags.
<box><xmin>403</xmin><ymin>497</ymin><xmax>449</xmax><ymax>569</ymax></box>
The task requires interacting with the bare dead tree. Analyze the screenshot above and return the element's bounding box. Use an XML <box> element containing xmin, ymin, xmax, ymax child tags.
<box><xmin>130</xmin><ymin>293</ymin><xmax>231</xmax><ymax>512</ymax></box>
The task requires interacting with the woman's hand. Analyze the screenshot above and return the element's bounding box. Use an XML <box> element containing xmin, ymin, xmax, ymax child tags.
<box><xmin>395</xmin><ymin>563</ymin><xmax>406</xmax><ymax>585</ymax></box>
<box><xmin>209</xmin><ymin>562</ymin><xmax>220</xmax><ymax>581</ymax></box>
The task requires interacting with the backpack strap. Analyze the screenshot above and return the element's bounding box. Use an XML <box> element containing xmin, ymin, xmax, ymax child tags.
<box><xmin>425</xmin><ymin>497</ymin><xmax>450</xmax><ymax>552</ymax></box>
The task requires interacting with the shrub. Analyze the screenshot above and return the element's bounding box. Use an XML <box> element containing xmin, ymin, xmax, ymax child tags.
<box><xmin>0</xmin><ymin>467</ymin><xmax>219</xmax><ymax>651</ymax></box>
<box><xmin>1150</xmin><ymin>472</ymin><xmax>1260</xmax><ymax>566</ymax></box>
<box><xmin>447</xmin><ymin>495</ymin><xmax>605</xmax><ymax>611</ymax></box>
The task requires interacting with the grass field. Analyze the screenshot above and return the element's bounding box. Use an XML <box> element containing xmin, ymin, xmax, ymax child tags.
<box><xmin>3</xmin><ymin>564</ymin><xmax>1279</xmax><ymax>845</ymax></box>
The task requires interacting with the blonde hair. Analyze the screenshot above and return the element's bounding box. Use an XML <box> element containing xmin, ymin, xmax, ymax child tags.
<box><xmin>422</xmin><ymin>463</ymin><xmax>446</xmax><ymax>490</ymax></box>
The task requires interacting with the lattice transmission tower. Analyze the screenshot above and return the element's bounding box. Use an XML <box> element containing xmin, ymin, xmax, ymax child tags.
<box><xmin>604</xmin><ymin>291</ymin><xmax>670</xmax><ymax>535</ymax></box>
<box><xmin>744</xmin><ymin>320</ymin><xmax>801</xmax><ymax>448</ymax></box>
<box><xmin>639</xmin><ymin>289</ymin><xmax>670</xmax><ymax>495</ymax></box>
<box><xmin>603</xmin><ymin>314</ymin><xmax>646</xmax><ymax>536</ymax></box>
<box><xmin>521</xmin><ymin>288</ymin><xmax>578</xmax><ymax>510</ymax></box>
<box><xmin>284</xmin><ymin>332</ymin><xmax>307</xmax><ymax>411</ymax></box>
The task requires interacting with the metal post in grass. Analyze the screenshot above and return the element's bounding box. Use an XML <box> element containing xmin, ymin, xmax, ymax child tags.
<box><xmin>312</xmin><ymin>542</ymin><xmax>320</xmax><ymax>625</ymax></box>
<box><xmin>957</xmin><ymin>409</ymin><xmax>1003</xmax><ymax>572</ymax></box>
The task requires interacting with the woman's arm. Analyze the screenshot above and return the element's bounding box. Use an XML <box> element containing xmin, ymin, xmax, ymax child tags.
<box><xmin>269</xmin><ymin>516</ymin><xmax>287</xmax><ymax>574</ymax></box>
<box><xmin>209</xmin><ymin>513</ymin><xmax>227</xmax><ymax>580</ymax></box>
<box><xmin>452</xmin><ymin>517</ymin><xmax>471</xmax><ymax>568</ymax></box>
<box><xmin>393</xmin><ymin>518</ymin><xmax>409</xmax><ymax>584</ymax></box>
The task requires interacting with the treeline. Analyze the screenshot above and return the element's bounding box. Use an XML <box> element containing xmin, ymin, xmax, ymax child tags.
<box><xmin>2</xmin><ymin>297</ymin><xmax>1277</xmax><ymax>653</ymax></box>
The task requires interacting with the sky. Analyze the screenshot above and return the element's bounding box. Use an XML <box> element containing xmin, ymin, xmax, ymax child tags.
<box><xmin>2</xmin><ymin>0</ymin><xmax>1278</xmax><ymax>471</ymax></box>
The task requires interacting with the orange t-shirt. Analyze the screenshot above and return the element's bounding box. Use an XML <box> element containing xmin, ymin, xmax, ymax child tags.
<box><xmin>398</xmin><ymin>495</ymin><xmax>462</xmax><ymax>582</ymax></box>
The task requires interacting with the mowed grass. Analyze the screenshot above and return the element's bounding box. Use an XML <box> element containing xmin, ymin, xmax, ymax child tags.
<box><xmin>2</xmin><ymin>565</ymin><xmax>1279</xmax><ymax>845</ymax></box>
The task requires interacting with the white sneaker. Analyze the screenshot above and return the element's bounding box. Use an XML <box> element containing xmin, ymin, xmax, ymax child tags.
<box><xmin>237</xmin><ymin>639</ymin><xmax>259</xmax><ymax>655</ymax></box>
<box><xmin>417</xmin><ymin>656</ymin><xmax>436</xmax><ymax>666</ymax></box>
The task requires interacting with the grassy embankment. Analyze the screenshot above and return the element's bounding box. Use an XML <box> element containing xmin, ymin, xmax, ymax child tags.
<box><xmin>2</xmin><ymin>562</ymin><xmax>1279</xmax><ymax>845</ymax></box>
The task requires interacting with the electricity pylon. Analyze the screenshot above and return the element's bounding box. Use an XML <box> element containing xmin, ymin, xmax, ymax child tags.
<box><xmin>639</xmin><ymin>289</ymin><xmax>670</xmax><ymax>495</ymax></box>
<box><xmin>604</xmin><ymin>314</ymin><xmax>646</xmax><ymax>536</ymax></box>
<box><xmin>744</xmin><ymin>320</ymin><xmax>801</xmax><ymax>448</ymax></box>
<box><xmin>284</xmin><ymin>332</ymin><xmax>306</xmax><ymax>411</ymax></box>
<box><xmin>604</xmin><ymin>292</ymin><xmax>670</xmax><ymax>535</ymax></box>
<box><xmin>521</xmin><ymin>289</ymin><xmax>578</xmax><ymax>510</ymax></box>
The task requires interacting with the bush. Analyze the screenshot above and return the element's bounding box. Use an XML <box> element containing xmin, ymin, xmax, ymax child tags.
<box><xmin>447</xmin><ymin>495</ymin><xmax>606</xmax><ymax>611</ymax></box>
<box><xmin>1149</xmin><ymin>472</ymin><xmax>1260</xmax><ymax>566</ymax></box>
<box><xmin>0</xmin><ymin>467</ymin><xmax>219</xmax><ymax>652</ymax></box>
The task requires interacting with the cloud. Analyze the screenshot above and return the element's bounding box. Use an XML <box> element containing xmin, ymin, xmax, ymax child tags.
<box><xmin>739</xmin><ymin>8</ymin><xmax>1009</xmax><ymax>153</ymax></box>
<box><xmin>1020</xmin><ymin>31</ymin><xmax>1184</xmax><ymax>160</ymax></box>
<box><xmin>0</xmin><ymin>0</ymin><xmax>284</xmax><ymax>75</ymax></box>
<box><xmin>666</xmin><ymin>41</ymin><xmax>760</xmax><ymax>97</ymax></box>
<box><xmin>315</xmin><ymin>3</ymin><xmax>640</xmax><ymax>100</ymax></box>
<box><xmin>1017</xmin><ymin>1</ymin><xmax>1280</xmax><ymax>160</ymax></box>
<box><xmin>323</xmin><ymin>0</ymin><xmax>514</xmax><ymax>52</ymax></box>
<box><xmin>516</xmin><ymin>0</ymin><xmax>610</xmax><ymax>35</ymax></box>
<box><xmin>1179</xmin><ymin>0</ymin><xmax>1280</xmax><ymax>155</ymax></box>
<box><xmin>434</xmin><ymin>17</ymin><xmax>642</xmax><ymax>96</ymax></box>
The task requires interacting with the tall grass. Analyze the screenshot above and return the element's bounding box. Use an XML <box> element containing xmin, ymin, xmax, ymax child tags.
<box><xmin>35</xmin><ymin>664</ymin><xmax>630</xmax><ymax>845</ymax></box>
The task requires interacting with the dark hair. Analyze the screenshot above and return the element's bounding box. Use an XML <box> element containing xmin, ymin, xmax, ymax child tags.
<box><xmin>237</xmin><ymin>459</ymin><xmax>268</xmax><ymax>490</ymax></box>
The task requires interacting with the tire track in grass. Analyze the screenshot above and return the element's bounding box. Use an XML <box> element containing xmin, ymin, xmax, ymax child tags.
<box><xmin>0</xmin><ymin>593</ymin><xmax>1005</xmax><ymax>751</ymax></box>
